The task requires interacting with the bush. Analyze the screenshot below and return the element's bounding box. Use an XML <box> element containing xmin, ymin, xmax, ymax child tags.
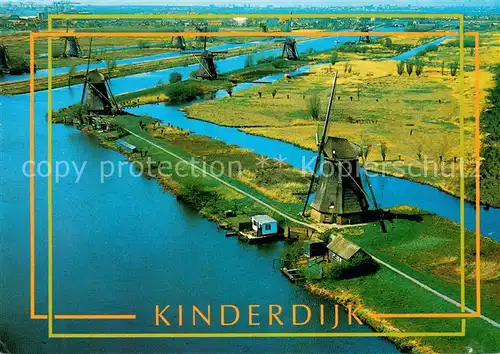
<box><xmin>449</xmin><ymin>61</ymin><xmax>458</xmax><ymax>76</ymax></box>
<box><xmin>396</xmin><ymin>61</ymin><xmax>405</xmax><ymax>76</ymax></box>
<box><xmin>406</xmin><ymin>61</ymin><xmax>414</xmax><ymax>76</ymax></box>
<box><xmin>244</xmin><ymin>54</ymin><xmax>254</xmax><ymax>68</ymax></box>
<box><xmin>329</xmin><ymin>51</ymin><xmax>338</xmax><ymax>65</ymax></box>
<box><xmin>169</xmin><ymin>71</ymin><xmax>183</xmax><ymax>84</ymax></box>
<box><xmin>178</xmin><ymin>182</ymin><xmax>220</xmax><ymax>209</ymax></box>
<box><xmin>225</xmin><ymin>81</ymin><xmax>234</xmax><ymax>97</ymax></box>
<box><xmin>271</xmin><ymin>59</ymin><xmax>287</xmax><ymax>69</ymax></box>
<box><xmin>443</xmin><ymin>37</ymin><xmax>475</xmax><ymax>48</ymax></box>
<box><xmin>384</xmin><ymin>37</ymin><xmax>392</xmax><ymax>48</ymax></box>
<box><xmin>271</xmin><ymin>88</ymin><xmax>277</xmax><ymax>98</ymax></box>
<box><xmin>307</xmin><ymin>94</ymin><xmax>321</xmax><ymax>120</ymax></box>
<box><xmin>325</xmin><ymin>252</ymin><xmax>379</xmax><ymax>280</ymax></box>
<box><xmin>280</xmin><ymin>240</ymin><xmax>305</xmax><ymax>268</ymax></box>
<box><xmin>415</xmin><ymin>44</ymin><xmax>438</xmax><ymax>57</ymax></box>
<box><xmin>256</xmin><ymin>56</ymin><xmax>274</xmax><ymax>65</ymax></box>
<box><xmin>165</xmin><ymin>81</ymin><xmax>205</xmax><ymax>104</ymax></box>
<box><xmin>415</xmin><ymin>62</ymin><xmax>424</xmax><ymax>76</ymax></box>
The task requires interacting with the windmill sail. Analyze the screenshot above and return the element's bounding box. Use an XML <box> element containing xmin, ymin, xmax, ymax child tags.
<box><xmin>359</xmin><ymin>138</ymin><xmax>387</xmax><ymax>232</ymax></box>
<box><xmin>302</xmin><ymin>72</ymin><xmax>338</xmax><ymax>215</ymax></box>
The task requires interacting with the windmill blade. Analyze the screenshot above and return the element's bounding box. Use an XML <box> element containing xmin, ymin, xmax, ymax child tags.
<box><xmin>80</xmin><ymin>37</ymin><xmax>93</xmax><ymax>105</ymax></box>
<box><xmin>302</xmin><ymin>72</ymin><xmax>338</xmax><ymax>216</ymax></box>
<box><xmin>359</xmin><ymin>138</ymin><xmax>387</xmax><ymax>233</ymax></box>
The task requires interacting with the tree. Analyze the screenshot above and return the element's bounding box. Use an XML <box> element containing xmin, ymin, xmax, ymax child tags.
<box><xmin>105</xmin><ymin>58</ymin><xmax>117</xmax><ymax>77</ymax></box>
<box><xmin>257</xmin><ymin>91</ymin><xmax>262</xmax><ymax>98</ymax></box>
<box><xmin>384</xmin><ymin>37</ymin><xmax>393</xmax><ymax>48</ymax></box>
<box><xmin>416</xmin><ymin>143</ymin><xmax>424</xmax><ymax>161</ymax></box>
<box><xmin>415</xmin><ymin>61</ymin><xmax>424</xmax><ymax>76</ymax></box>
<box><xmin>406</xmin><ymin>61</ymin><xmax>414</xmax><ymax>76</ymax></box>
<box><xmin>67</xmin><ymin>64</ymin><xmax>76</xmax><ymax>87</ymax></box>
<box><xmin>397</xmin><ymin>61</ymin><xmax>405</xmax><ymax>76</ymax></box>
<box><xmin>438</xmin><ymin>136</ymin><xmax>449</xmax><ymax>163</ymax></box>
<box><xmin>348</xmin><ymin>65</ymin><xmax>352</xmax><ymax>73</ymax></box>
<box><xmin>380</xmin><ymin>143</ymin><xmax>387</xmax><ymax>162</ymax></box>
<box><xmin>259</xmin><ymin>22</ymin><xmax>268</xmax><ymax>32</ymax></box>
<box><xmin>307</xmin><ymin>94</ymin><xmax>321</xmax><ymax>120</ymax></box>
<box><xmin>441</xmin><ymin>60</ymin><xmax>445</xmax><ymax>75</ymax></box>
<box><xmin>271</xmin><ymin>88</ymin><xmax>277</xmax><ymax>98</ymax></box>
<box><xmin>344</xmin><ymin>62</ymin><xmax>349</xmax><ymax>73</ymax></box>
<box><xmin>164</xmin><ymin>81</ymin><xmax>205</xmax><ymax>104</ymax></box>
<box><xmin>449</xmin><ymin>61</ymin><xmax>458</xmax><ymax>76</ymax></box>
<box><xmin>330</xmin><ymin>50</ymin><xmax>338</xmax><ymax>65</ymax></box>
<box><xmin>244</xmin><ymin>54</ymin><xmax>254</xmax><ymax>68</ymax></box>
<box><xmin>169</xmin><ymin>71</ymin><xmax>182</xmax><ymax>83</ymax></box>
<box><xmin>225</xmin><ymin>82</ymin><xmax>234</xmax><ymax>97</ymax></box>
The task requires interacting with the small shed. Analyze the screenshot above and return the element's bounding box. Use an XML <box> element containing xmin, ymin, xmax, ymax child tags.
<box><xmin>304</xmin><ymin>239</ymin><xmax>327</xmax><ymax>258</ymax></box>
<box><xmin>327</xmin><ymin>234</ymin><xmax>361</xmax><ymax>263</ymax></box>
<box><xmin>115</xmin><ymin>139</ymin><xmax>137</xmax><ymax>153</ymax></box>
<box><xmin>251</xmin><ymin>215</ymin><xmax>278</xmax><ymax>236</ymax></box>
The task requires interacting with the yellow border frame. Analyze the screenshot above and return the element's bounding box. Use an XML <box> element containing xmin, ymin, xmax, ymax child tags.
<box><xmin>27</xmin><ymin>12</ymin><xmax>482</xmax><ymax>338</ymax></box>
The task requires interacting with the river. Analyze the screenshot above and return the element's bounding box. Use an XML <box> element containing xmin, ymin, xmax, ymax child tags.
<box><xmin>0</xmin><ymin>29</ymin><xmax>495</xmax><ymax>353</ymax></box>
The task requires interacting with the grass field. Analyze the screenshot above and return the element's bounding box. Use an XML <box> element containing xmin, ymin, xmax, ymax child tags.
<box><xmin>184</xmin><ymin>58</ymin><xmax>494</xmax><ymax>201</ymax></box>
<box><xmin>289</xmin><ymin>205</ymin><xmax>500</xmax><ymax>353</ymax></box>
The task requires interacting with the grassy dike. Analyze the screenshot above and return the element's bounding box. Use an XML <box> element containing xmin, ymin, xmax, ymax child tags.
<box><xmin>0</xmin><ymin>40</ymin><xmax>284</xmax><ymax>95</ymax></box>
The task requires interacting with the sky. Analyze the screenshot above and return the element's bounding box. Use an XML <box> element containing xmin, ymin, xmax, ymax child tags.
<box><xmin>6</xmin><ymin>0</ymin><xmax>497</xmax><ymax>7</ymax></box>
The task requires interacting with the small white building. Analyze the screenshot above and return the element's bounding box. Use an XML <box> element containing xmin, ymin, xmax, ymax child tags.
<box><xmin>251</xmin><ymin>215</ymin><xmax>278</xmax><ymax>236</ymax></box>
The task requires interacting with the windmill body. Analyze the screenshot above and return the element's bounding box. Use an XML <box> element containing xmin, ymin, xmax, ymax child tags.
<box><xmin>281</xmin><ymin>38</ymin><xmax>299</xmax><ymax>60</ymax></box>
<box><xmin>85</xmin><ymin>70</ymin><xmax>114</xmax><ymax>115</ymax></box>
<box><xmin>172</xmin><ymin>36</ymin><xmax>186</xmax><ymax>50</ymax></box>
<box><xmin>358</xmin><ymin>25</ymin><xmax>371</xmax><ymax>43</ymax></box>
<box><xmin>310</xmin><ymin>137</ymin><xmax>369</xmax><ymax>224</ymax></box>
<box><xmin>0</xmin><ymin>44</ymin><xmax>10</xmax><ymax>71</ymax></box>
<box><xmin>63</xmin><ymin>36</ymin><xmax>81</xmax><ymax>57</ymax></box>
<box><xmin>196</xmin><ymin>50</ymin><xmax>218</xmax><ymax>79</ymax></box>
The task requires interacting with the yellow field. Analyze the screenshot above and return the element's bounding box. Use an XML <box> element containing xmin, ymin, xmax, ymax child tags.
<box><xmin>185</xmin><ymin>58</ymin><xmax>494</xmax><ymax>198</ymax></box>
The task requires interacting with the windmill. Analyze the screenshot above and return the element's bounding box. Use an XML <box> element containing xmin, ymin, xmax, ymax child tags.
<box><xmin>0</xmin><ymin>42</ymin><xmax>31</xmax><ymax>74</ymax></box>
<box><xmin>281</xmin><ymin>38</ymin><xmax>299</xmax><ymax>60</ymax></box>
<box><xmin>0</xmin><ymin>44</ymin><xmax>11</xmax><ymax>72</ymax></box>
<box><xmin>171</xmin><ymin>35</ymin><xmax>186</xmax><ymax>50</ymax></box>
<box><xmin>194</xmin><ymin>22</ymin><xmax>209</xmax><ymax>43</ymax></box>
<box><xmin>80</xmin><ymin>39</ymin><xmax>119</xmax><ymax>116</ymax></box>
<box><xmin>61</xmin><ymin>21</ymin><xmax>82</xmax><ymax>57</ymax></box>
<box><xmin>280</xmin><ymin>16</ymin><xmax>292</xmax><ymax>33</ymax></box>
<box><xmin>192</xmin><ymin>36</ymin><xmax>227</xmax><ymax>80</ymax></box>
<box><xmin>302</xmin><ymin>73</ymin><xmax>386</xmax><ymax>230</ymax></box>
<box><xmin>357</xmin><ymin>24</ymin><xmax>371</xmax><ymax>43</ymax></box>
